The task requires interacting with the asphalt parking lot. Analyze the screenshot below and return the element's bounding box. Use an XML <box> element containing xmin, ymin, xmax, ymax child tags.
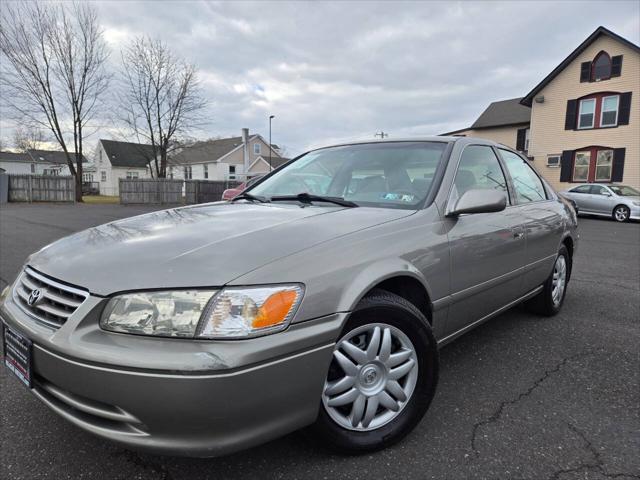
<box><xmin>0</xmin><ymin>203</ymin><xmax>638</xmax><ymax>480</ymax></box>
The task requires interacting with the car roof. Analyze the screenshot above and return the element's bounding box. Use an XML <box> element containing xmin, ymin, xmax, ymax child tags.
<box><xmin>309</xmin><ymin>136</ymin><xmax>507</xmax><ymax>152</ymax></box>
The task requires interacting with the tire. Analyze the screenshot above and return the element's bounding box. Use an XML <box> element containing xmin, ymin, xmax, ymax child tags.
<box><xmin>613</xmin><ymin>204</ymin><xmax>630</xmax><ymax>222</ymax></box>
<box><xmin>311</xmin><ymin>289</ymin><xmax>439</xmax><ymax>454</ymax></box>
<box><xmin>526</xmin><ymin>245</ymin><xmax>571</xmax><ymax>316</ymax></box>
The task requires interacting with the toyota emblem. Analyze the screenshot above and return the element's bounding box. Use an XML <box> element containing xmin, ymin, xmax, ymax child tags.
<box><xmin>27</xmin><ymin>288</ymin><xmax>43</xmax><ymax>306</ymax></box>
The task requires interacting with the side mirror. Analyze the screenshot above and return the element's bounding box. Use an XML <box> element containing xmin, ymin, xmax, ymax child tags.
<box><xmin>447</xmin><ymin>189</ymin><xmax>507</xmax><ymax>217</ymax></box>
<box><xmin>602</xmin><ymin>192</ymin><xmax>612</xmax><ymax>197</ymax></box>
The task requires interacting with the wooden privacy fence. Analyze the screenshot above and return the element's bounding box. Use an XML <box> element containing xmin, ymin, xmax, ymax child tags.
<box><xmin>8</xmin><ymin>174</ymin><xmax>75</xmax><ymax>202</ymax></box>
<box><xmin>185</xmin><ymin>179</ymin><xmax>242</xmax><ymax>204</ymax></box>
<box><xmin>119</xmin><ymin>178</ymin><xmax>184</xmax><ymax>204</ymax></box>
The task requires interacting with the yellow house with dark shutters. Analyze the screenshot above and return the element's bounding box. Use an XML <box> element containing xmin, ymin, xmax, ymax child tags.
<box><xmin>521</xmin><ymin>26</ymin><xmax>639</xmax><ymax>190</ymax></box>
<box><xmin>442</xmin><ymin>26</ymin><xmax>639</xmax><ymax>190</ymax></box>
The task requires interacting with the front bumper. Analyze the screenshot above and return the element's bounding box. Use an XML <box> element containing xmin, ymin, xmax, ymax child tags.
<box><xmin>1</xmin><ymin>290</ymin><xmax>346</xmax><ymax>457</ymax></box>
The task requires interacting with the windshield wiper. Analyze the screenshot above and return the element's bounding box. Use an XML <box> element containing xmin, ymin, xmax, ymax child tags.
<box><xmin>270</xmin><ymin>193</ymin><xmax>358</xmax><ymax>208</ymax></box>
<box><xmin>230</xmin><ymin>192</ymin><xmax>269</xmax><ymax>203</ymax></box>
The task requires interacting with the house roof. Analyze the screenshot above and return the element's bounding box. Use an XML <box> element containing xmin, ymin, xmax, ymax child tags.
<box><xmin>470</xmin><ymin>97</ymin><xmax>531</xmax><ymax>129</ymax></box>
<box><xmin>521</xmin><ymin>26</ymin><xmax>640</xmax><ymax>106</ymax></box>
<box><xmin>27</xmin><ymin>149</ymin><xmax>87</xmax><ymax>164</ymax></box>
<box><xmin>169</xmin><ymin>136</ymin><xmax>245</xmax><ymax>165</ymax></box>
<box><xmin>0</xmin><ymin>151</ymin><xmax>31</xmax><ymax>163</ymax></box>
<box><xmin>269</xmin><ymin>156</ymin><xmax>290</xmax><ymax>169</ymax></box>
<box><xmin>0</xmin><ymin>150</ymin><xmax>88</xmax><ymax>164</ymax></box>
<box><xmin>100</xmin><ymin>139</ymin><xmax>155</xmax><ymax>168</ymax></box>
<box><xmin>169</xmin><ymin>135</ymin><xmax>283</xmax><ymax>165</ymax></box>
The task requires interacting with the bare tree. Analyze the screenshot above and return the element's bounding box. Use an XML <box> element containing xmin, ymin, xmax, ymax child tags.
<box><xmin>12</xmin><ymin>125</ymin><xmax>46</xmax><ymax>152</ymax></box>
<box><xmin>0</xmin><ymin>2</ymin><xmax>109</xmax><ymax>201</ymax></box>
<box><xmin>119</xmin><ymin>37</ymin><xmax>206</xmax><ymax>178</ymax></box>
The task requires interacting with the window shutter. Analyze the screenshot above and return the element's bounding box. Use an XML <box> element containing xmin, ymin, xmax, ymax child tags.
<box><xmin>565</xmin><ymin>100</ymin><xmax>578</xmax><ymax>130</ymax></box>
<box><xmin>618</xmin><ymin>92</ymin><xmax>632</xmax><ymax>125</ymax></box>
<box><xmin>516</xmin><ymin>128</ymin><xmax>527</xmax><ymax>151</ymax></box>
<box><xmin>612</xmin><ymin>148</ymin><xmax>625</xmax><ymax>182</ymax></box>
<box><xmin>611</xmin><ymin>55</ymin><xmax>623</xmax><ymax>77</ymax></box>
<box><xmin>560</xmin><ymin>150</ymin><xmax>573</xmax><ymax>182</ymax></box>
<box><xmin>580</xmin><ymin>62</ymin><xmax>591</xmax><ymax>82</ymax></box>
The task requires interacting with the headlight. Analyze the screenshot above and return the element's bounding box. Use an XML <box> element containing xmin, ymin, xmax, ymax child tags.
<box><xmin>196</xmin><ymin>285</ymin><xmax>303</xmax><ymax>338</ymax></box>
<box><xmin>100</xmin><ymin>284</ymin><xmax>304</xmax><ymax>339</ymax></box>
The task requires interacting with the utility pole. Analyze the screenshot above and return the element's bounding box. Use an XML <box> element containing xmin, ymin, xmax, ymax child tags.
<box><xmin>269</xmin><ymin>115</ymin><xmax>275</xmax><ymax>171</ymax></box>
<box><xmin>374</xmin><ymin>131</ymin><xmax>388</xmax><ymax>139</ymax></box>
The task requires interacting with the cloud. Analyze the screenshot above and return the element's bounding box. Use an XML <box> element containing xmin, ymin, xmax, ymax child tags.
<box><xmin>2</xmin><ymin>0</ymin><xmax>638</xmax><ymax>157</ymax></box>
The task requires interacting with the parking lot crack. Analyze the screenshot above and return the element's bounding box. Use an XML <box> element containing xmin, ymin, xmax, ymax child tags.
<box><xmin>547</xmin><ymin>423</ymin><xmax>640</xmax><ymax>480</ymax></box>
<box><xmin>468</xmin><ymin>351</ymin><xmax>592</xmax><ymax>462</ymax></box>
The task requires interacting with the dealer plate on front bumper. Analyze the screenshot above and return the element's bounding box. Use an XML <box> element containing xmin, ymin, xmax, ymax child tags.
<box><xmin>3</xmin><ymin>323</ymin><xmax>32</xmax><ymax>388</ymax></box>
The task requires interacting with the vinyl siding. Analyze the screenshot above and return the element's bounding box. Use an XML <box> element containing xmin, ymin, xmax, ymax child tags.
<box><xmin>528</xmin><ymin>36</ymin><xmax>640</xmax><ymax>190</ymax></box>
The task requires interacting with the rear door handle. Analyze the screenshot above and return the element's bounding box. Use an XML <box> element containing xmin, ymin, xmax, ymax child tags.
<box><xmin>513</xmin><ymin>231</ymin><xmax>524</xmax><ymax>239</ymax></box>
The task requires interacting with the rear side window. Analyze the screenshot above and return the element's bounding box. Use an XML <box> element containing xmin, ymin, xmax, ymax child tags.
<box><xmin>571</xmin><ymin>185</ymin><xmax>592</xmax><ymax>194</ymax></box>
<box><xmin>453</xmin><ymin>145</ymin><xmax>509</xmax><ymax>202</ymax></box>
<box><xmin>499</xmin><ymin>149</ymin><xmax>547</xmax><ymax>203</ymax></box>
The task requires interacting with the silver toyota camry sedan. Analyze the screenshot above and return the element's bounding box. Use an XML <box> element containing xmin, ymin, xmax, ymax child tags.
<box><xmin>560</xmin><ymin>183</ymin><xmax>640</xmax><ymax>222</ymax></box>
<box><xmin>1</xmin><ymin>137</ymin><xmax>578</xmax><ymax>457</ymax></box>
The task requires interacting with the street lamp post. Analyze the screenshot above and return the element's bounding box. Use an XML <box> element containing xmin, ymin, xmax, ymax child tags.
<box><xmin>269</xmin><ymin>115</ymin><xmax>275</xmax><ymax>171</ymax></box>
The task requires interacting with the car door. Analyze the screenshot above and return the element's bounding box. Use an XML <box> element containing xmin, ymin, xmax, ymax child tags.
<box><xmin>588</xmin><ymin>185</ymin><xmax>616</xmax><ymax>215</ymax></box>
<box><xmin>443</xmin><ymin>145</ymin><xmax>526</xmax><ymax>338</ymax></box>
<box><xmin>567</xmin><ymin>184</ymin><xmax>593</xmax><ymax>211</ymax></box>
<box><xmin>498</xmin><ymin>149</ymin><xmax>564</xmax><ymax>292</ymax></box>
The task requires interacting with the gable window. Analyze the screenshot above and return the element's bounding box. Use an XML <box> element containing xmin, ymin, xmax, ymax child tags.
<box><xmin>254</xmin><ymin>143</ymin><xmax>261</xmax><ymax>155</ymax></box>
<box><xmin>600</xmin><ymin>95</ymin><xmax>619</xmax><ymax>127</ymax></box>
<box><xmin>573</xmin><ymin>151</ymin><xmax>591</xmax><ymax>181</ymax></box>
<box><xmin>101</xmin><ymin>171</ymin><xmax>107</xmax><ymax>182</ymax></box>
<box><xmin>591</xmin><ymin>51</ymin><xmax>611</xmax><ymax>81</ymax></box>
<box><xmin>547</xmin><ymin>155</ymin><xmax>561</xmax><ymax>167</ymax></box>
<box><xmin>578</xmin><ymin>98</ymin><xmax>596</xmax><ymax>129</ymax></box>
<box><xmin>595</xmin><ymin>149</ymin><xmax>613</xmax><ymax>181</ymax></box>
<box><xmin>203</xmin><ymin>164</ymin><xmax>208</xmax><ymax>179</ymax></box>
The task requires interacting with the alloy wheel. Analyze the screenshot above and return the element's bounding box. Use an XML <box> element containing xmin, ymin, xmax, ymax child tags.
<box><xmin>614</xmin><ymin>206</ymin><xmax>629</xmax><ymax>222</ymax></box>
<box><xmin>322</xmin><ymin>323</ymin><xmax>419</xmax><ymax>431</ymax></box>
<box><xmin>551</xmin><ymin>255</ymin><xmax>567</xmax><ymax>306</ymax></box>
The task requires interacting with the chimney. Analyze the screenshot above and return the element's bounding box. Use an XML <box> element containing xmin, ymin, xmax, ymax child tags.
<box><xmin>241</xmin><ymin>128</ymin><xmax>249</xmax><ymax>175</ymax></box>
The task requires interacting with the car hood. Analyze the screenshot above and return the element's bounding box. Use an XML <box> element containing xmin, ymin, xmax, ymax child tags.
<box><xmin>28</xmin><ymin>202</ymin><xmax>413</xmax><ymax>295</ymax></box>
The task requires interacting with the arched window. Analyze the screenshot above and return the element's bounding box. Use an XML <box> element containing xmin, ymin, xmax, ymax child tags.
<box><xmin>591</xmin><ymin>51</ymin><xmax>611</xmax><ymax>81</ymax></box>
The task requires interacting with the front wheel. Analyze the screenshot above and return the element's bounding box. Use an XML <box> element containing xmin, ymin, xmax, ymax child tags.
<box><xmin>311</xmin><ymin>290</ymin><xmax>438</xmax><ymax>453</ymax></box>
<box><xmin>613</xmin><ymin>205</ymin><xmax>630</xmax><ymax>222</ymax></box>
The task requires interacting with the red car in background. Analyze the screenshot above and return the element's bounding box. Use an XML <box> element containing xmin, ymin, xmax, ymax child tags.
<box><xmin>221</xmin><ymin>175</ymin><xmax>263</xmax><ymax>201</ymax></box>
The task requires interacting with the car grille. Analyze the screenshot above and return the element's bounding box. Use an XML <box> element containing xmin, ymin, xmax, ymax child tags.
<box><xmin>13</xmin><ymin>267</ymin><xmax>88</xmax><ymax>328</ymax></box>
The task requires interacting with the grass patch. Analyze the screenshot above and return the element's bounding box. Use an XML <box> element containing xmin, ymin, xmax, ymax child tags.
<box><xmin>82</xmin><ymin>195</ymin><xmax>120</xmax><ymax>204</ymax></box>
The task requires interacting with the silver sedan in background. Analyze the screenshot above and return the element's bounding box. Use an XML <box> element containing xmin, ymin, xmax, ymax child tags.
<box><xmin>560</xmin><ymin>184</ymin><xmax>640</xmax><ymax>222</ymax></box>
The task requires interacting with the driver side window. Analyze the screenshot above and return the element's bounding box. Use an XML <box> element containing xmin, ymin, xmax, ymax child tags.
<box><xmin>453</xmin><ymin>145</ymin><xmax>509</xmax><ymax>203</ymax></box>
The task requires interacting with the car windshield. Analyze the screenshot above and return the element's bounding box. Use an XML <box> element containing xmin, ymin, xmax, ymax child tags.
<box><xmin>248</xmin><ymin>142</ymin><xmax>448</xmax><ymax>209</ymax></box>
<box><xmin>609</xmin><ymin>185</ymin><xmax>640</xmax><ymax>196</ymax></box>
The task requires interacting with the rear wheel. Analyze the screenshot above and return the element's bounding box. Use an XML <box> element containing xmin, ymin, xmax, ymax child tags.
<box><xmin>613</xmin><ymin>205</ymin><xmax>630</xmax><ymax>222</ymax></box>
<box><xmin>526</xmin><ymin>245</ymin><xmax>571</xmax><ymax>316</ymax></box>
<box><xmin>311</xmin><ymin>290</ymin><xmax>438</xmax><ymax>453</ymax></box>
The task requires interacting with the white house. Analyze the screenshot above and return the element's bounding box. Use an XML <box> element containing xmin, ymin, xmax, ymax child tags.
<box><xmin>94</xmin><ymin>139</ymin><xmax>155</xmax><ymax>195</ymax></box>
<box><xmin>0</xmin><ymin>149</ymin><xmax>87</xmax><ymax>175</ymax></box>
<box><xmin>167</xmin><ymin>128</ymin><xmax>285</xmax><ymax>181</ymax></box>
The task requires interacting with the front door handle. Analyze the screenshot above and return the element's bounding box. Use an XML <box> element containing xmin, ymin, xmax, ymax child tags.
<box><xmin>513</xmin><ymin>231</ymin><xmax>524</xmax><ymax>239</ymax></box>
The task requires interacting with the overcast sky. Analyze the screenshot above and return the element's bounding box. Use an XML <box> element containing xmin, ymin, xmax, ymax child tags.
<box><xmin>3</xmin><ymin>1</ymin><xmax>640</xmax><ymax>156</ymax></box>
